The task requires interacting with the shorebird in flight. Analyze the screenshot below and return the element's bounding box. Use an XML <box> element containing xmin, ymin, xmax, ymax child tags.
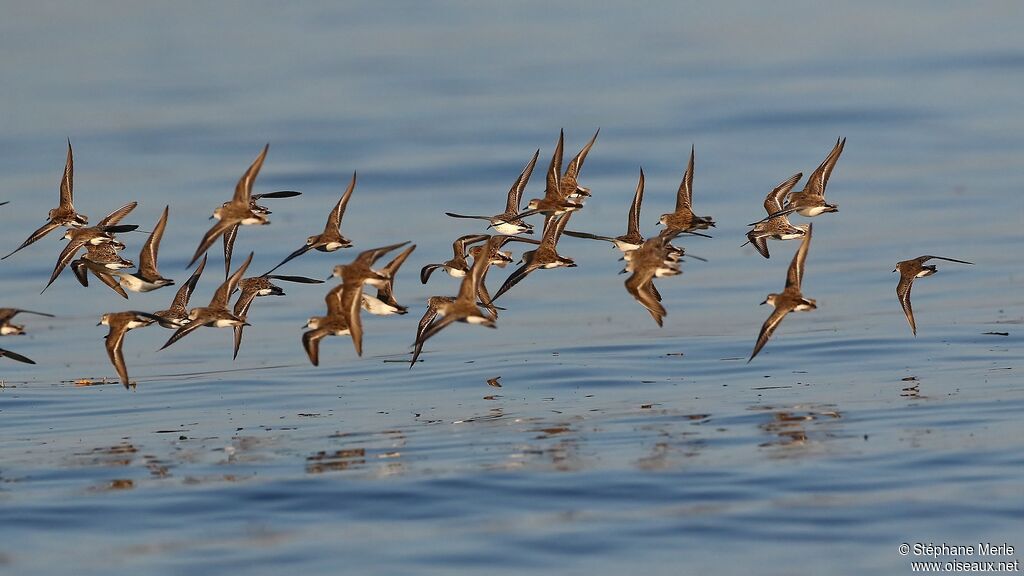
<box><xmin>744</xmin><ymin>172</ymin><xmax>806</xmax><ymax>259</ymax></box>
<box><xmin>188</xmin><ymin>145</ymin><xmax>272</xmax><ymax>272</ymax></box>
<box><xmin>894</xmin><ymin>255</ymin><xmax>974</xmax><ymax>336</ymax></box>
<box><xmin>658</xmin><ymin>146</ymin><xmax>715</xmax><ymax>234</ymax></box>
<box><xmin>4</xmin><ymin>140</ymin><xmax>90</xmax><ymax>260</ymax></box>
<box><xmin>749</xmin><ymin>223</ymin><xmax>817</xmax><ymax>361</ymax></box>
<box><xmin>784</xmin><ymin>137</ymin><xmax>845</xmax><ymax>217</ymax></box>
<box><xmin>265</xmin><ymin>172</ymin><xmax>358</xmax><ymax>275</ymax></box>
<box><xmin>445</xmin><ymin>150</ymin><xmax>540</xmax><ymax>235</ymax></box>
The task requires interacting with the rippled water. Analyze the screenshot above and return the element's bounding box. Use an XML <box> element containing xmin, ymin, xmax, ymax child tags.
<box><xmin>2</xmin><ymin>3</ymin><xmax>1023</xmax><ymax>574</ymax></box>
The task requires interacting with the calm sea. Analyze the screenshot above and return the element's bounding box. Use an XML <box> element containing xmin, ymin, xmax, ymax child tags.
<box><xmin>1</xmin><ymin>3</ymin><xmax>1022</xmax><ymax>574</ymax></box>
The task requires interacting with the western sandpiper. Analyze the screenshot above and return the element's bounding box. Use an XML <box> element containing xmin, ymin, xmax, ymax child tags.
<box><xmin>99</xmin><ymin>310</ymin><xmax>162</xmax><ymax>388</ymax></box>
<box><xmin>658</xmin><ymin>146</ymin><xmax>715</xmax><ymax>234</ymax></box>
<box><xmin>744</xmin><ymin>172</ymin><xmax>806</xmax><ymax>259</ymax></box>
<box><xmin>160</xmin><ymin>253</ymin><xmax>253</xmax><ymax>350</ymax></box>
<box><xmin>445</xmin><ymin>150</ymin><xmax>540</xmax><ymax>235</ymax></box>
<box><xmin>0</xmin><ymin>308</ymin><xmax>55</xmax><ymax>336</ymax></box>
<box><xmin>894</xmin><ymin>255</ymin><xmax>974</xmax><ymax>336</ymax></box>
<box><xmin>266</xmin><ymin>172</ymin><xmax>358</xmax><ymax>274</ymax></box>
<box><xmin>784</xmin><ymin>137</ymin><xmax>845</xmax><ymax>217</ymax></box>
<box><xmin>116</xmin><ymin>205</ymin><xmax>174</xmax><ymax>293</ymax></box>
<box><xmin>749</xmin><ymin>223</ymin><xmax>817</xmax><ymax>361</ymax></box>
<box><xmin>188</xmin><ymin>145</ymin><xmax>272</xmax><ymax>270</ymax></box>
<box><xmin>4</xmin><ymin>140</ymin><xmax>90</xmax><ymax>260</ymax></box>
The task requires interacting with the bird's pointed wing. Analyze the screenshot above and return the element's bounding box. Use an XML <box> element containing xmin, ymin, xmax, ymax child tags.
<box><xmin>354</xmin><ymin>241</ymin><xmax>410</xmax><ymax>268</ymax></box>
<box><xmin>233</xmin><ymin>287</ymin><xmax>259</xmax><ymax>319</ymax></box>
<box><xmin>221</xmin><ymin>223</ymin><xmax>240</xmax><ymax>279</ymax></box>
<box><xmin>561</xmin><ymin>230</ymin><xmax>615</xmax><ymax>243</ymax></box>
<box><xmin>543</xmin><ymin>130</ymin><xmax>565</xmax><ymax>200</ymax></box>
<box><xmin>139</xmin><ymin>206</ymin><xmax>169</xmax><ymax>277</ymax></box>
<box><xmin>418</xmin><ymin>313</ymin><xmax>459</xmax><ymax>347</ymax></box>
<box><xmin>232</xmin><ymin>144</ymin><xmax>269</xmax><ymax>205</ymax></box>
<box><xmin>105</xmin><ymin>323</ymin><xmax>131</xmax><ymax>386</ymax></box>
<box><xmin>59</xmin><ymin>139</ymin><xmax>74</xmax><ymax>209</ymax></box>
<box><xmin>98</xmin><ymin>201</ymin><xmax>138</xmax><ymax>227</ymax></box>
<box><xmin>749</xmin><ymin>233</ymin><xmax>770</xmax><ymax>259</ymax></box>
<box><xmin>232</xmin><ymin>324</ymin><xmax>245</xmax><ymax>360</ymax></box>
<box><xmin>170</xmin><ymin>254</ymin><xmax>206</xmax><ymax>311</ymax></box>
<box><xmin>323</xmin><ymin>283</ymin><xmax>345</xmax><ymax>316</ymax></box>
<box><xmin>919</xmin><ymin>255</ymin><xmax>975</xmax><ymax>266</ymax></box>
<box><xmin>159</xmin><ymin>319</ymin><xmax>207</xmax><ymax>350</ymax></box>
<box><xmin>627</xmin><ymin>167</ymin><xmax>646</xmax><ymax>237</ymax></box>
<box><xmin>265</xmin><ymin>274</ymin><xmax>324</xmax><ymax>284</ymax></box>
<box><xmin>563</xmin><ymin>128</ymin><xmax>599</xmax><ymax>184</ymax></box>
<box><xmin>785</xmin><ymin>223</ymin><xmax>813</xmax><ymax>290</ymax></box>
<box><xmin>675</xmin><ymin>145</ymin><xmax>695</xmax><ymax>212</ymax></box>
<box><xmin>341</xmin><ymin>283</ymin><xmax>365</xmax><ymax>357</ymax></box>
<box><xmin>625</xmin><ymin>271</ymin><xmax>665</xmax><ymax>327</ymax></box>
<box><xmin>491</xmin><ymin>259</ymin><xmax>537</xmax><ymax>302</ymax></box>
<box><xmin>325</xmin><ymin>171</ymin><xmax>357</xmax><ymax>234</ymax></box>
<box><xmin>765</xmin><ymin>172</ymin><xmax>803</xmax><ymax>214</ymax></box>
<box><xmin>94</xmin><ymin>267</ymin><xmax>129</xmax><ymax>299</ymax></box>
<box><xmin>265</xmin><ymin>244</ymin><xmax>312</xmax><ymax>276</ymax></box>
<box><xmin>506</xmin><ymin>149</ymin><xmax>540</xmax><ymax>213</ymax></box>
<box><xmin>302</xmin><ymin>328</ymin><xmax>327</xmax><ymax>366</ymax></box>
<box><xmin>42</xmin><ymin>237</ymin><xmax>90</xmax><ymax>293</ymax></box>
<box><xmin>0</xmin><ymin>348</ymin><xmax>35</xmax><ymax>364</ymax></box>
<box><xmin>188</xmin><ymin>218</ymin><xmax>236</xmax><ymax>268</ymax></box>
<box><xmin>380</xmin><ymin>244</ymin><xmax>416</xmax><ymax>278</ymax></box>
<box><xmin>211</xmin><ymin>252</ymin><xmax>253</xmax><ymax>309</ymax></box>
<box><xmin>410</xmin><ymin>308</ymin><xmax>440</xmax><ymax>367</ymax></box>
<box><xmin>3</xmin><ymin>220</ymin><xmax>62</xmax><ymax>259</ymax></box>
<box><xmin>252</xmin><ymin>190</ymin><xmax>301</xmax><ymax>200</ymax></box>
<box><xmin>897</xmin><ymin>274</ymin><xmax>917</xmax><ymax>336</ymax></box>
<box><xmin>749</xmin><ymin>304</ymin><xmax>793</xmax><ymax>361</ymax></box>
<box><xmin>804</xmin><ymin>137</ymin><xmax>845</xmax><ymax>199</ymax></box>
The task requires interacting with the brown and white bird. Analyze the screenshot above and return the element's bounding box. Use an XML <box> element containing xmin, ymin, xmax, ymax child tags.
<box><xmin>188</xmin><ymin>145</ymin><xmax>272</xmax><ymax>271</ymax></box>
<box><xmin>153</xmin><ymin>255</ymin><xmax>208</xmax><ymax>328</ymax></box>
<box><xmin>0</xmin><ymin>308</ymin><xmax>54</xmax><ymax>336</ymax></box>
<box><xmin>420</xmin><ymin>234</ymin><xmax>488</xmax><ymax>283</ymax></box>
<box><xmin>362</xmin><ymin>244</ymin><xmax>417</xmax><ymax>316</ymax></box>
<box><xmin>658</xmin><ymin>146</ymin><xmax>715</xmax><ymax>234</ymax></box>
<box><xmin>518</xmin><ymin>131</ymin><xmax>585</xmax><ymax>217</ymax></box>
<box><xmin>301</xmin><ymin>284</ymin><xmax>351</xmax><ymax>366</ymax></box>
<box><xmin>445</xmin><ymin>150</ymin><xmax>540</xmax><ymax>235</ymax></box>
<box><xmin>622</xmin><ymin>231</ymin><xmax>683</xmax><ymax>327</ymax></box>
<box><xmin>115</xmin><ymin>205</ymin><xmax>174</xmax><ymax>293</ymax></box>
<box><xmin>4</xmin><ymin>140</ymin><xmax>90</xmax><ymax>260</ymax></box>
<box><xmin>744</xmin><ymin>172</ymin><xmax>806</xmax><ymax>259</ymax></box>
<box><xmin>784</xmin><ymin>137</ymin><xmax>845</xmax><ymax>217</ymax></box>
<box><xmin>324</xmin><ymin>242</ymin><xmax>412</xmax><ymax>357</ymax></box>
<box><xmin>565</xmin><ymin>167</ymin><xmax>648</xmax><ymax>252</ymax></box>
<box><xmin>749</xmin><ymin>223</ymin><xmax>817</xmax><ymax>361</ymax></box>
<box><xmin>42</xmin><ymin>201</ymin><xmax>138</xmax><ymax>293</ymax></box>
<box><xmin>894</xmin><ymin>255</ymin><xmax>974</xmax><ymax>336</ymax></box>
<box><xmin>265</xmin><ymin>171</ymin><xmax>358</xmax><ymax>274</ymax></box>
<box><xmin>160</xmin><ymin>253</ymin><xmax>254</xmax><ymax>350</ymax></box>
<box><xmin>491</xmin><ymin>213</ymin><xmax>576</xmax><ymax>302</ymax></box>
<box><xmin>99</xmin><ymin>310</ymin><xmax>162</xmax><ymax>389</ymax></box>
<box><xmin>230</xmin><ymin>272</ymin><xmax>323</xmax><ymax>359</ymax></box>
<box><xmin>410</xmin><ymin>235</ymin><xmax>501</xmax><ymax>367</ymax></box>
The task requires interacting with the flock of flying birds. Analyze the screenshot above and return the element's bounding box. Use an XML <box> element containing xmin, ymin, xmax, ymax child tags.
<box><xmin>0</xmin><ymin>133</ymin><xmax>973</xmax><ymax>388</ymax></box>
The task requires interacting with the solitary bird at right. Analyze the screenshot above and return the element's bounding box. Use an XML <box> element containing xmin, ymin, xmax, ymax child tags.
<box><xmin>894</xmin><ymin>255</ymin><xmax>973</xmax><ymax>336</ymax></box>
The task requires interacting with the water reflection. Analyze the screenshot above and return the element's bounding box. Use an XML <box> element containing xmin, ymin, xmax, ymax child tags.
<box><xmin>752</xmin><ymin>404</ymin><xmax>842</xmax><ymax>455</ymax></box>
<box><xmin>306</xmin><ymin>449</ymin><xmax>367</xmax><ymax>474</ymax></box>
